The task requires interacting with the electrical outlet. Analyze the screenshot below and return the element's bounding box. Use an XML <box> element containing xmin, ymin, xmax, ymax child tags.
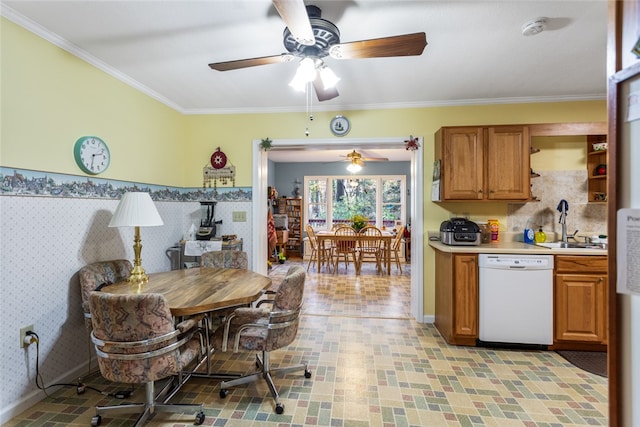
<box><xmin>20</xmin><ymin>324</ymin><xmax>34</xmax><ymax>348</ymax></box>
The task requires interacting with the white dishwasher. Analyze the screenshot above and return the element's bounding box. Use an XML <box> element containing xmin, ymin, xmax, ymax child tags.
<box><xmin>478</xmin><ymin>254</ymin><xmax>554</xmax><ymax>348</ymax></box>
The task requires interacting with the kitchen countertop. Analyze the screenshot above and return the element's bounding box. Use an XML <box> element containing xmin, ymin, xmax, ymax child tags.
<box><xmin>428</xmin><ymin>239</ymin><xmax>608</xmax><ymax>256</ymax></box>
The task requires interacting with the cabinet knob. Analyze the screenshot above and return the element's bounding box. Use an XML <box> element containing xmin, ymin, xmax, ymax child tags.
<box><xmin>478</xmin><ymin>189</ymin><xmax>483</xmax><ymax>193</ymax></box>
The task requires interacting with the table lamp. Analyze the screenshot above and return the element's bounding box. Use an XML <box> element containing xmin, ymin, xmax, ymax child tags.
<box><xmin>108</xmin><ymin>192</ymin><xmax>164</xmax><ymax>287</ymax></box>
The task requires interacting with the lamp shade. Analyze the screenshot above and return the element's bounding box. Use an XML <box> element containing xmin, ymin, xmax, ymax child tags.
<box><xmin>108</xmin><ymin>192</ymin><xmax>164</xmax><ymax>227</ymax></box>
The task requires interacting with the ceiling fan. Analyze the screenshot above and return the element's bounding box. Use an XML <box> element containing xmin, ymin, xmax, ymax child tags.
<box><xmin>208</xmin><ymin>0</ymin><xmax>428</xmax><ymax>102</ymax></box>
<box><xmin>342</xmin><ymin>150</ymin><xmax>388</xmax><ymax>172</ymax></box>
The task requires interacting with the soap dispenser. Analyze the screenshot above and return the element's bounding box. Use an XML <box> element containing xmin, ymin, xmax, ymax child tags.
<box><xmin>534</xmin><ymin>227</ymin><xmax>547</xmax><ymax>243</ymax></box>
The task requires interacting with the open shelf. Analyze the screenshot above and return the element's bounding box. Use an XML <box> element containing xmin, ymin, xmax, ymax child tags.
<box><xmin>586</xmin><ymin>135</ymin><xmax>607</xmax><ymax>203</ymax></box>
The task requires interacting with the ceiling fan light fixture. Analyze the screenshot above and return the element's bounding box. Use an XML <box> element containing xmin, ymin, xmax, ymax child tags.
<box><xmin>319</xmin><ymin>64</ymin><xmax>340</xmax><ymax>89</ymax></box>
<box><xmin>347</xmin><ymin>162</ymin><xmax>362</xmax><ymax>173</ymax></box>
<box><xmin>289</xmin><ymin>57</ymin><xmax>317</xmax><ymax>92</ymax></box>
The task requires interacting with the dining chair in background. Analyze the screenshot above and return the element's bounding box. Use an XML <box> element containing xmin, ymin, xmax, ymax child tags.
<box><xmin>391</xmin><ymin>226</ymin><xmax>406</xmax><ymax>273</ymax></box>
<box><xmin>305</xmin><ymin>224</ymin><xmax>332</xmax><ymax>272</ymax></box>
<box><xmin>200</xmin><ymin>250</ymin><xmax>248</xmax><ymax>269</ymax></box>
<box><xmin>211</xmin><ymin>265</ymin><xmax>311</xmax><ymax>414</ymax></box>
<box><xmin>332</xmin><ymin>225</ymin><xmax>358</xmax><ymax>273</ymax></box>
<box><xmin>357</xmin><ymin>225</ymin><xmax>383</xmax><ymax>274</ymax></box>
<box><xmin>89</xmin><ymin>292</ymin><xmax>206</xmax><ymax>426</ymax></box>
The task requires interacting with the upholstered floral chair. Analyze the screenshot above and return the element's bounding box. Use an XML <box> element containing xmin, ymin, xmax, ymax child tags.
<box><xmin>200</xmin><ymin>250</ymin><xmax>248</xmax><ymax>269</ymax></box>
<box><xmin>89</xmin><ymin>292</ymin><xmax>205</xmax><ymax>426</ymax></box>
<box><xmin>211</xmin><ymin>265</ymin><xmax>311</xmax><ymax>414</ymax></box>
<box><xmin>78</xmin><ymin>259</ymin><xmax>132</xmax><ymax>331</ymax></box>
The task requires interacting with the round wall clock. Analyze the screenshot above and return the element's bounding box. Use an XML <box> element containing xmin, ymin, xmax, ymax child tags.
<box><xmin>330</xmin><ymin>115</ymin><xmax>350</xmax><ymax>136</ymax></box>
<box><xmin>73</xmin><ymin>136</ymin><xmax>110</xmax><ymax>175</ymax></box>
<box><xmin>210</xmin><ymin>147</ymin><xmax>228</xmax><ymax>169</ymax></box>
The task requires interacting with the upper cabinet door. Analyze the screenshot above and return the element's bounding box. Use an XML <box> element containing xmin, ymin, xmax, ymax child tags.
<box><xmin>441</xmin><ymin>127</ymin><xmax>484</xmax><ymax>200</ymax></box>
<box><xmin>486</xmin><ymin>126</ymin><xmax>530</xmax><ymax>200</ymax></box>
<box><xmin>435</xmin><ymin>125</ymin><xmax>530</xmax><ymax>201</ymax></box>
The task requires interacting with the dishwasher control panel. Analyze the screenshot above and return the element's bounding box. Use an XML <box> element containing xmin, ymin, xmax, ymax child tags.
<box><xmin>479</xmin><ymin>254</ymin><xmax>553</xmax><ymax>269</ymax></box>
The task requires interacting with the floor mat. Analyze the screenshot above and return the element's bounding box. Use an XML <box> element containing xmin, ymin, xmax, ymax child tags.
<box><xmin>556</xmin><ymin>350</ymin><xmax>607</xmax><ymax>377</ymax></box>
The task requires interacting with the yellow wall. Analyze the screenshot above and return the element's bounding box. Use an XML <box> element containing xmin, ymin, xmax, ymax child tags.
<box><xmin>1</xmin><ymin>19</ymin><xmax>187</xmax><ymax>187</ymax></box>
<box><xmin>2</xmin><ymin>18</ymin><xmax>607</xmax><ymax>317</ymax></box>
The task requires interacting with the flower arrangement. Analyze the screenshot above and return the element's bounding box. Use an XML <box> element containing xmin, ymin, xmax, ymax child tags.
<box><xmin>260</xmin><ymin>137</ymin><xmax>272</xmax><ymax>151</ymax></box>
<box><xmin>351</xmin><ymin>214</ymin><xmax>368</xmax><ymax>231</ymax></box>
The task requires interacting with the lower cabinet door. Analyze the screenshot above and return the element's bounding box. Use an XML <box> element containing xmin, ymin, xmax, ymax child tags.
<box><xmin>555</xmin><ymin>273</ymin><xmax>607</xmax><ymax>343</ymax></box>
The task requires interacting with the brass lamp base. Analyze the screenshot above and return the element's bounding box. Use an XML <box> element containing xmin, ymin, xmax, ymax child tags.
<box><xmin>128</xmin><ymin>265</ymin><xmax>149</xmax><ymax>289</ymax></box>
<box><xmin>127</xmin><ymin>226</ymin><xmax>149</xmax><ymax>291</ymax></box>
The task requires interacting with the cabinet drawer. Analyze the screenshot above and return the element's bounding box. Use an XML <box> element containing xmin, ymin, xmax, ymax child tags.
<box><xmin>555</xmin><ymin>256</ymin><xmax>608</xmax><ymax>273</ymax></box>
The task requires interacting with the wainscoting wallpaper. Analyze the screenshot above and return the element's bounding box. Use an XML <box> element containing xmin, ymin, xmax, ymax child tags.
<box><xmin>0</xmin><ymin>167</ymin><xmax>253</xmax><ymax>423</ymax></box>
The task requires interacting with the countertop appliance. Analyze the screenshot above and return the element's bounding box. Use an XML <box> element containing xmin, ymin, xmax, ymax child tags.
<box><xmin>439</xmin><ymin>218</ymin><xmax>481</xmax><ymax>246</ymax></box>
<box><xmin>478</xmin><ymin>254</ymin><xmax>554</xmax><ymax>348</ymax></box>
<box><xmin>197</xmin><ymin>201</ymin><xmax>222</xmax><ymax>240</ymax></box>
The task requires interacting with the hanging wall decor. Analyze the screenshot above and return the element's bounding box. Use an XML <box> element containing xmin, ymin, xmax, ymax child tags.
<box><xmin>203</xmin><ymin>147</ymin><xmax>236</xmax><ymax>195</ymax></box>
<box><xmin>260</xmin><ymin>137</ymin><xmax>273</xmax><ymax>151</ymax></box>
<box><xmin>404</xmin><ymin>135</ymin><xmax>420</xmax><ymax>151</ymax></box>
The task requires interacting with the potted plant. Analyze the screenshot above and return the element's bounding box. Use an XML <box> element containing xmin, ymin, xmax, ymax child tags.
<box><xmin>351</xmin><ymin>215</ymin><xmax>368</xmax><ymax>232</ymax></box>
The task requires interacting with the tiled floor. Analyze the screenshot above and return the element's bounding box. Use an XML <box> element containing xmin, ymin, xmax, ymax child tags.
<box><xmin>6</xmin><ymin>259</ymin><xmax>608</xmax><ymax>426</ymax></box>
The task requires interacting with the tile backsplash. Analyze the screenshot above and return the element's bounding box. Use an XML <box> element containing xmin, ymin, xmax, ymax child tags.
<box><xmin>507</xmin><ymin>170</ymin><xmax>607</xmax><ymax>238</ymax></box>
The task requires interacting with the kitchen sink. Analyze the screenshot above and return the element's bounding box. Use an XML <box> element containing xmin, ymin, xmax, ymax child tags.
<box><xmin>535</xmin><ymin>241</ymin><xmax>607</xmax><ymax>250</ymax></box>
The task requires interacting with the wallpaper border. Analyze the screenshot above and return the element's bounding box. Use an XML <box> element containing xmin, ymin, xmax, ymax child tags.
<box><xmin>0</xmin><ymin>167</ymin><xmax>252</xmax><ymax>202</ymax></box>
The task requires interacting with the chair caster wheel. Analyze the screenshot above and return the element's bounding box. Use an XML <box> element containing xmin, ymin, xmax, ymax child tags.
<box><xmin>275</xmin><ymin>403</ymin><xmax>284</xmax><ymax>414</ymax></box>
<box><xmin>195</xmin><ymin>411</ymin><xmax>205</xmax><ymax>425</ymax></box>
<box><xmin>304</xmin><ymin>369</ymin><xmax>312</xmax><ymax>378</ymax></box>
<box><xmin>219</xmin><ymin>389</ymin><xmax>229</xmax><ymax>398</ymax></box>
<box><xmin>90</xmin><ymin>415</ymin><xmax>102</xmax><ymax>426</ymax></box>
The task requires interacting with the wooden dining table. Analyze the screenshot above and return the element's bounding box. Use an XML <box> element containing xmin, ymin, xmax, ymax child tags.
<box><xmin>315</xmin><ymin>230</ymin><xmax>394</xmax><ymax>274</ymax></box>
<box><xmin>104</xmin><ymin>267</ymin><xmax>273</xmax><ymax>384</ymax></box>
<box><xmin>105</xmin><ymin>267</ymin><xmax>272</xmax><ymax>317</ymax></box>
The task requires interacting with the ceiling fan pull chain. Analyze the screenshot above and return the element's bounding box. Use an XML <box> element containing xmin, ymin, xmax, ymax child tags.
<box><xmin>305</xmin><ymin>81</ymin><xmax>313</xmax><ymax>136</ymax></box>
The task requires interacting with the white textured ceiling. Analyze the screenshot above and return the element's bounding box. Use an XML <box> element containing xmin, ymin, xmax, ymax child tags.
<box><xmin>2</xmin><ymin>0</ymin><xmax>607</xmax><ymax>114</ymax></box>
<box><xmin>1</xmin><ymin>0</ymin><xmax>608</xmax><ymax>163</ymax></box>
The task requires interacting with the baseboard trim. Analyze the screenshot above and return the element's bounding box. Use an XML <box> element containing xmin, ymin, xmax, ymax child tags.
<box><xmin>0</xmin><ymin>360</ymin><xmax>93</xmax><ymax>424</ymax></box>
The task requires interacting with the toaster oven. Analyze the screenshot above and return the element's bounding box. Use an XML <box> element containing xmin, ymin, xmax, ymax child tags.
<box><xmin>440</xmin><ymin>218</ymin><xmax>482</xmax><ymax>246</ymax></box>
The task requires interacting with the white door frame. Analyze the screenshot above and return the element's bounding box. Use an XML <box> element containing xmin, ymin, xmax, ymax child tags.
<box><xmin>252</xmin><ymin>137</ymin><xmax>424</xmax><ymax>322</ymax></box>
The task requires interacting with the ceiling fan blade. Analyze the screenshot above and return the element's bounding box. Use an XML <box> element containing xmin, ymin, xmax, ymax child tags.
<box><xmin>209</xmin><ymin>54</ymin><xmax>293</xmax><ymax>71</ymax></box>
<box><xmin>329</xmin><ymin>32</ymin><xmax>427</xmax><ymax>59</ymax></box>
<box><xmin>272</xmin><ymin>0</ymin><xmax>315</xmax><ymax>46</ymax></box>
<box><xmin>312</xmin><ymin>75</ymin><xmax>339</xmax><ymax>101</ymax></box>
<box><xmin>344</xmin><ymin>150</ymin><xmax>388</xmax><ymax>161</ymax></box>
<box><xmin>362</xmin><ymin>157</ymin><xmax>389</xmax><ymax>161</ymax></box>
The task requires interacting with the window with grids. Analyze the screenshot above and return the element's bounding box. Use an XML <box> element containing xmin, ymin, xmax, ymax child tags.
<box><xmin>305</xmin><ymin>175</ymin><xmax>405</xmax><ymax>230</ymax></box>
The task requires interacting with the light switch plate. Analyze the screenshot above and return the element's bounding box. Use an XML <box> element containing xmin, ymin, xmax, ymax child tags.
<box><xmin>232</xmin><ymin>211</ymin><xmax>246</xmax><ymax>222</ymax></box>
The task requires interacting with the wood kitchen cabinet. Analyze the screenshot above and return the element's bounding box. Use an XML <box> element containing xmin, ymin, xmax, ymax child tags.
<box><xmin>434</xmin><ymin>125</ymin><xmax>531</xmax><ymax>201</ymax></box>
<box><xmin>554</xmin><ymin>255</ymin><xmax>608</xmax><ymax>348</ymax></box>
<box><xmin>434</xmin><ymin>251</ymin><xmax>478</xmax><ymax>345</ymax></box>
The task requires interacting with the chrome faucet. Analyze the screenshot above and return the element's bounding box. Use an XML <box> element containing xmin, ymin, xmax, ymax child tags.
<box><xmin>557</xmin><ymin>199</ymin><xmax>569</xmax><ymax>243</ymax></box>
